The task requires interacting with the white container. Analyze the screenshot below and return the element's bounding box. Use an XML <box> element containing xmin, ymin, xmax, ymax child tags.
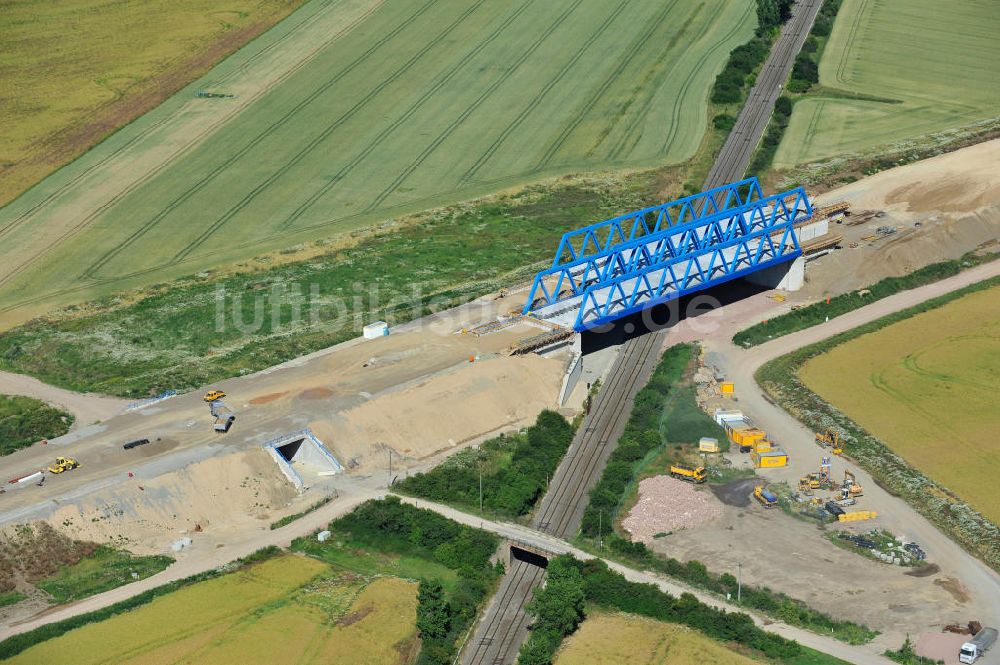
<box><xmin>714</xmin><ymin>409</ymin><xmax>744</xmax><ymax>426</ymax></box>
<box><xmin>317</xmin><ymin>530</ymin><xmax>332</xmax><ymax>542</ymax></box>
<box><xmin>363</xmin><ymin>321</ymin><xmax>389</xmax><ymax>339</ymax></box>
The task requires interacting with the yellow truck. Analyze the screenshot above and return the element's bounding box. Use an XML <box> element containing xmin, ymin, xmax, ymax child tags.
<box><xmin>670</xmin><ymin>464</ymin><xmax>707</xmax><ymax>484</ymax></box>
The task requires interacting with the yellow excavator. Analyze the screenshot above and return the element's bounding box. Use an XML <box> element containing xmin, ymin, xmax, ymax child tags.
<box><xmin>842</xmin><ymin>470</ymin><xmax>863</xmax><ymax>498</ymax></box>
<box><xmin>48</xmin><ymin>456</ymin><xmax>79</xmax><ymax>474</ymax></box>
<box><xmin>815</xmin><ymin>428</ymin><xmax>843</xmax><ymax>455</ymax></box>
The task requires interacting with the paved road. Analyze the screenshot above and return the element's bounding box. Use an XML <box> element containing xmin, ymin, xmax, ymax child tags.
<box><xmin>463</xmin><ymin>1</ymin><xmax>826</xmax><ymax>661</ymax></box>
<box><xmin>704</xmin><ymin>0</ymin><xmax>824</xmax><ymax>189</ymax></box>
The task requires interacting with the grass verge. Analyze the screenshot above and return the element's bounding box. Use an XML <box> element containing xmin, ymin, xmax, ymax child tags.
<box><xmin>269</xmin><ymin>494</ymin><xmax>335</xmax><ymax>530</ymax></box>
<box><xmin>0</xmin><ymin>591</ymin><xmax>26</xmax><ymax>608</ymax></box>
<box><xmin>35</xmin><ymin>545</ymin><xmax>173</xmax><ymax>604</ymax></box>
<box><xmin>0</xmin><ymin>394</ymin><xmax>73</xmax><ymax>456</ymax></box>
<box><xmin>733</xmin><ymin>251</ymin><xmax>1000</xmax><ymax>347</ymax></box>
<box><xmin>756</xmin><ymin>275</ymin><xmax>1000</xmax><ymax>572</ymax></box>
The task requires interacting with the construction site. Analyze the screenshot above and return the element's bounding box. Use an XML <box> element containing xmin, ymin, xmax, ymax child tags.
<box><xmin>0</xmin><ymin>134</ymin><xmax>996</xmax><ymax>664</ymax></box>
<box><xmin>1</xmin><ymin>0</ymin><xmax>999</xmax><ymax>661</ymax></box>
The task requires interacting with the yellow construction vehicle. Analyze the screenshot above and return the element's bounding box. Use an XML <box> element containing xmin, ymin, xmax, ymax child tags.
<box><xmin>815</xmin><ymin>428</ymin><xmax>843</xmax><ymax>454</ymax></box>
<box><xmin>753</xmin><ymin>484</ymin><xmax>778</xmax><ymax>508</ymax></box>
<box><xmin>797</xmin><ymin>477</ymin><xmax>814</xmax><ymax>495</ymax></box>
<box><xmin>669</xmin><ymin>464</ymin><xmax>707</xmax><ymax>484</ymax></box>
<box><xmin>203</xmin><ymin>389</ymin><xmax>226</xmax><ymax>402</ymax></box>
<box><xmin>843</xmin><ymin>470</ymin><xmax>863</xmax><ymax>497</ymax></box>
<box><xmin>48</xmin><ymin>456</ymin><xmax>79</xmax><ymax>474</ymax></box>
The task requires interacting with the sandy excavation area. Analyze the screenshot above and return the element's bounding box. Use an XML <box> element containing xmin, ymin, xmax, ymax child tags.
<box><xmin>648</xmin><ymin>491</ymin><xmax>977</xmax><ymax>643</ymax></box>
<box><xmin>45</xmin><ymin>449</ymin><xmax>298</xmax><ymax>555</ymax></box>
<box><xmin>621</xmin><ymin>476</ymin><xmax>722</xmax><ymax>543</ymax></box>
<box><xmin>802</xmin><ymin>138</ymin><xmax>1000</xmax><ymax>296</ymax></box>
<box><xmin>314</xmin><ymin>354</ymin><xmax>564</xmax><ymax>468</ymax></box>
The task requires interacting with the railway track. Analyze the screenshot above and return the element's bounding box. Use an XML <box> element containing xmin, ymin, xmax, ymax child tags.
<box><xmin>462</xmin><ymin>3</ymin><xmax>824</xmax><ymax>662</ymax></box>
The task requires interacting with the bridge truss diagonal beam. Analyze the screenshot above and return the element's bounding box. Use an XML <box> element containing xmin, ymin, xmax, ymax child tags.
<box><xmin>524</xmin><ymin>186</ymin><xmax>812</xmax><ymax>323</ymax></box>
<box><xmin>573</xmin><ymin>188</ymin><xmax>811</xmax><ymax>329</ymax></box>
<box><xmin>549</xmin><ymin>177</ymin><xmax>763</xmax><ymax>269</ymax></box>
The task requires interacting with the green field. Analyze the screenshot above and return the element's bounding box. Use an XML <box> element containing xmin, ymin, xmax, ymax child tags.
<box><xmin>799</xmin><ymin>285</ymin><xmax>1000</xmax><ymax>524</ymax></box>
<box><xmin>0</xmin><ymin>0</ymin><xmax>754</xmax><ymax>329</ymax></box>
<box><xmin>774</xmin><ymin>0</ymin><xmax>1000</xmax><ymax>166</ymax></box>
<box><xmin>0</xmin><ymin>0</ymin><xmax>305</xmax><ymax>207</ymax></box>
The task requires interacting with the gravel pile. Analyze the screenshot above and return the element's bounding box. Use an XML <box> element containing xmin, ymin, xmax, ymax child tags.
<box><xmin>622</xmin><ymin>475</ymin><xmax>723</xmax><ymax>543</ymax></box>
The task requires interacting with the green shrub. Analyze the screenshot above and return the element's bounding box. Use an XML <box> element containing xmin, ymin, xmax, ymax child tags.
<box><xmin>0</xmin><ymin>394</ymin><xmax>73</xmax><ymax>456</ymax></box>
<box><xmin>396</xmin><ymin>410</ymin><xmax>573</xmax><ymax>519</ymax></box>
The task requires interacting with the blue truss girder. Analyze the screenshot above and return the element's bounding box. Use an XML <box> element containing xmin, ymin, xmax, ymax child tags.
<box><xmin>549</xmin><ymin>178</ymin><xmax>763</xmax><ymax>268</ymax></box>
<box><xmin>524</xmin><ymin>188</ymin><xmax>812</xmax><ymax>312</ymax></box>
<box><xmin>573</xmin><ymin>206</ymin><xmax>805</xmax><ymax>329</ymax></box>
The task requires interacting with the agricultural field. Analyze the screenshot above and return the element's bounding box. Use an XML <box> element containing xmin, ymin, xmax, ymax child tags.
<box><xmin>0</xmin><ymin>0</ymin><xmax>305</xmax><ymax>207</ymax></box>
<box><xmin>774</xmin><ymin>0</ymin><xmax>1000</xmax><ymax>167</ymax></box>
<box><xmin>553</xmin><ymin>610</ymin><xmax>760</xmax><ymax>665</ymax></box>
<box><xmin>4</xmin><ymin>555</ymin><xmax>420</xmax><ymax>665</ymax></box>
<box><xmin>0</xmin><ymin>0</ymin><xmax>755</xmax><ymax>330</ymax></box>
<box><xmin>798</xmin><ymin>284</ymin><xmax>1000</xmax><ymax>524</ymax></box>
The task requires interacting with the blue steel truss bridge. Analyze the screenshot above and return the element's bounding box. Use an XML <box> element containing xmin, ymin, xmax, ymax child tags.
<box><xmin>522</xmin><ymin>177</ymin><xmax>813</xmax><ymax>331</ymax></box>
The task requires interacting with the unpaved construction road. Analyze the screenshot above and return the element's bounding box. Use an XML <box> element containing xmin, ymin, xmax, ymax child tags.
<box><xmin>0</xmin><ymin>371</ymin><xmax>127</xmax><ymax>429</ymax></box>
<box><xmin>693</xmin><ymin>258</ymin><xmax>1000</xmax><ymax>657</ymax></box>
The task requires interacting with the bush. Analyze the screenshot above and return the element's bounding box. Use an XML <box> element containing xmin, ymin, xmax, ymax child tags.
<box><xmin>518</xmin><ymin>556</ymin><xmax>586</xmax><ymax>663</ymax></box>
<box><xmin>395</xmin><ymin>410</ymin><xmax>574</xmax><ymax>518</ymax></box>
<box><xmin>713</xmin><ymin>114</ymin><xmax>736</xmax><ymax>131</ymax></box>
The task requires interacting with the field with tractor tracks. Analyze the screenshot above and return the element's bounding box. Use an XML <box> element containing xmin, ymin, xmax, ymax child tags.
<box><xmin>0</xmin><ymin>0</ymin><xmax>754</xmax><ymax>330</ymax></box>
<box><xmin>798</xmin><ymin>284</ymin><xmax>1000</xmax><ymax>525</ymax></box>
<box><xmin>4</xmin><ymin>555</ymin><xmax>420</xmax><ymax>665</ymax></box>
<box><xmin>0</xmin><ymin>0</ymin><xmax>306</xmax><ymax>208</ymax></box>
<box><xmin>553</xmin><ymin>610</ymin><xmax>762</xmax><ymax>665</ymax></box>
<box><xmin>774</xmin><ymin>0</ymin><xmax>1000</xmax><ymax>167</ymax></box>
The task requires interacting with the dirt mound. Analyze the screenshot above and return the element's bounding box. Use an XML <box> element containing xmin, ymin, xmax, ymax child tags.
<box><xmin>323</xmin><ymin>355</ymin><xmax>563</xmax><ymax>464</ymax></box>
<box><xmin>622</xmin><ymin>475</ymin><xmax>723</xmax><ymax>543</ymax></box>
<box><xmin>46</xmin><ymin>449</ymin><xmax>297</xmax><ymax>554</ymax></box>
<box><xmin>0</xmin><ymin>523</ymin><xmax>98</xmax><ymax>591</ymax></box>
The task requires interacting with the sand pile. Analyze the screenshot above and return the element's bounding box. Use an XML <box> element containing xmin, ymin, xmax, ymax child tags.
<box><xmin>46</xmin><ymin>449</ymin><xmax>297</xmax><ymax>554</ymax></box>
<box><xmin>622</xmin><ymin>475</ymin><xmax>722</xmax><ymax>543</ymax></box>
<box><xmin>324</xmin><ymin>354</ymin><xmax>563</xmax><ymax>463</ymax></box>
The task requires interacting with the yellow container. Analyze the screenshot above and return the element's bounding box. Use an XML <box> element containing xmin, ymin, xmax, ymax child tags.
<box><xmin>753</xmin><ymin>439</ymin><xmax>772</xmax><ymax>453</ymax></box>
<box><xmin>838</xmin><ymin>511</ymin><xmax>877</xmax><ymax>522</ymax></box>
<box><xmin>751</xmin><ymin>450</ymin><xmax>788</xmax><ymax>468</ymax></box>
<box><xmin>720</xmin><ymin>381</ymin><xmax>735</xmax><ymax>394</ymax></box>
<box><xmin>734</xmin><ymin>429</ymin><xmax>765</xmax><ymax>446</ymax></box>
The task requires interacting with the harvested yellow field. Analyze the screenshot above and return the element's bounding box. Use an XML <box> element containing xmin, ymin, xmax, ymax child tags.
<box><xmin>7</xmin><ymin>556</ymin><xmax>419</xmax><ymax>665</ymax></box>
<box><xmin>554</xmin><ymin>611</ymin><xmax>760</xmax><ymax>665</ymax></box>
<box><xmin>799</xmin><ymin>285</ymin><xmax>1000</xmax><ymax>523</ymax></box>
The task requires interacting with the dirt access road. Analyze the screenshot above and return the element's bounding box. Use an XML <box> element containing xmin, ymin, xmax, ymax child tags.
<box><xmin>0</xmin><ymin>371</ymin><xmax>127</xmax><ymax>430</ymax></box>
<box><xmin>693</xmin><ymin>259</ymin><xmax>1000</xmax><ymax>657</ymax></box>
